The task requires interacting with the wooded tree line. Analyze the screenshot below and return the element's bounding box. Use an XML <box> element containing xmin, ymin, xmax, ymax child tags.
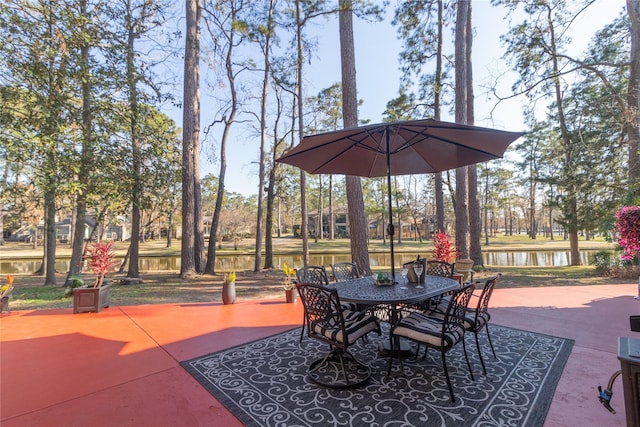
<box><xmin>1</xmin><ymin>0</ymin><xmax>638</xmax><ymax>285</ymax></box>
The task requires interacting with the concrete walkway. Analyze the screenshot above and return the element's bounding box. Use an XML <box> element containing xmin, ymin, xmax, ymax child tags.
<box><xmin>1</xmin><ymin>284</ymin><xmax>637</xmax><ymax>426</ymax></box>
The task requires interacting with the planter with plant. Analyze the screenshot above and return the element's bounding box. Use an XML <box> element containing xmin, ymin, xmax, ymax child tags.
<box><xmin>222</xmin><ymin>271</ymin><xmax>237</xmax><ymax>305</ymax></box>
<box><xmin>283</xmin><ymin>263</ymin><xmax>297</xmax><ymax>303</ymax></box>
<box><xmin>73</xmin><ymin>241</ymin><xmax>118</xmax><ymax>314</ymax></box>
<box><xmin>1</xmin><ymin>275</ymin><xmax>14</xmax><ymax>313</ymax></box>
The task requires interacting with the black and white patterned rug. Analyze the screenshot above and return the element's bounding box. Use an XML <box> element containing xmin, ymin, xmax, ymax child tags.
<box><xmin>181</xmin><ymin>324</ymin><xmax>573</xmax><ymax>426</ymax></box>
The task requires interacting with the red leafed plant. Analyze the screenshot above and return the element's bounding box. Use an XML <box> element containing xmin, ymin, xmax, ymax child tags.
<box><xmin>431</xmin><ymin>231</ymin><xmax>460</xmax><ymax>263</ymax></box>
<box><xmin>615</xmin><ymin>206</ymin><xmax>640</xmax><ymax>261</ymax></box>
<box><xmin>86</xmin><ymin>241</ymin><xmax>118</xmax><ymax>288</ymax></box>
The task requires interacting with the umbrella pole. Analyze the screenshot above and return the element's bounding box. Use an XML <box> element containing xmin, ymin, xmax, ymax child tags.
<box><xmin>386</xmin><ymin>130</ymin><xmax>396</xmax><ymax>283</ymax></box>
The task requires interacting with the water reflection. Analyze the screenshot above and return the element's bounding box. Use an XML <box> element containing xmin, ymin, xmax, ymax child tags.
<box><xmin>0</xmin><ymin>250</ymin><xmax>599</xmax><ymax>275</ymax></box>
<box><xmin>482</xmin><ymin>251</ymin><xmax>592</xmax><ymax>267</ymax></box>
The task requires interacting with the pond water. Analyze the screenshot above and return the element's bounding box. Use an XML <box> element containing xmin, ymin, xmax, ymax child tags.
<box><xmin>0</xmin><ymin>250</ymin><xmax>598</xmax><ymax>275</ymax></box>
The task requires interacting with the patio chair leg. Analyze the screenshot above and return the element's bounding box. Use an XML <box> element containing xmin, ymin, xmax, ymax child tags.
<box><xmin>299</xmin><ymin>318</ymin><xmax>306</xmax><ymax>343</ymax></box>
<box><xmin>414</xmin><ymin>343</ymin><xmax>421</xmax><ymax>359</ymax></box>
<box><xmin>475</xmin><ymin>331</ymin><xmax>487</xmax><ymax>375</ymax></box>
<box><xmin>337</xmin><ymin>351</ymin><xmax>349</xmax><ymax>385</ymax></box>
<box><xmin>386</xmin><ymin>335</ymin><xmax>395</xmax><ymax>376</ymax></box>
<box><xmin>396</xmin><ymin>336</ymin><xmax>406</xmax><ymax>374</ymax></box>
<box><xmin>441</xmin><ymin>350</ymin><xmax>455</xmax><ymax>402</ymax></box>
<box><xmin>486</xmin><ymin>325</ymin><xmax>497</xmax><ymax>359</ymax></box>
<box><xmin>462</xmin><ymin>337</ymin><xmax>475</xmax><ymax>381</ymax></box>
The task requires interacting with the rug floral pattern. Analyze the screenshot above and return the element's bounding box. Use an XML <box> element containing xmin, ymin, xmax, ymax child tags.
<box><xmin>181</xmin><ymin>324</ymin><xmax>573</xmax><ymax>427</ymax></box>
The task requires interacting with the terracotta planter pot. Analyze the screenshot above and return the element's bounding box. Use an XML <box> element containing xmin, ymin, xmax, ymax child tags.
<box><xmin>285</xmin><ymin>289</ymin><xmax>297</xmax><ymax>303</ymax></box>
<box><xmin>222</xmin><ymin>281</ymin><xmax>236</xmax><ymax>305</ymax></box>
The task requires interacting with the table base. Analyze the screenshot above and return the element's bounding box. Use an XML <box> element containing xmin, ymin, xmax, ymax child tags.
<box><xmin>378</xmin><ymin>339</ymin><xmax>414</xmax><ymax>358</ymax></box>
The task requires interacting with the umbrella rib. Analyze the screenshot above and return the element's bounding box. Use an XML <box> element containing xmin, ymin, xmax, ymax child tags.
<box><xmin>394</xmin><ymin>126</ymin><xmax>506</xmax><ymax>158</ymax></box>
<box><xmin>291</xmin><ymin>130</ymin><xmax>387</xmax><ymax>174</ymax></box>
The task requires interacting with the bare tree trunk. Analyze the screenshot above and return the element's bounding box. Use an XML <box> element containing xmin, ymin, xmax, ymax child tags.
<box><xmin>329</xmin><ymin>175</ymin><xmax>335</xmax><ymax>240</ymax></box>
<box><xmin>126</xmin><ymin>0</ymin><xmax>140</xmax><ymax>279</ymax></box>
<box><xmin>466</xmin><ymin>1</ymin><xmax>482</xmax><ymax>265</ymax></box>
<box><xmin>264</xmin><ymin>87</ymin><xmax>285</xmax><ymax>270</ymax></box>
<box><xmin>254</xmin><ymin>0</ymin><xmax>274</xmax><ymax>272</ymax></box>
<box><xmin>295</xmin><ymin>0</ymin><xmax>309</xmax><ymax>265</ymax></box>
<box><xmin>627</xmin><ymin>0</ymin><xmax>640</xmax><ymax>195</ymax></box>
<box><xmin>529</xmin><ymin>181</ymin><xmax>537</xmax><ymax>239</ymax></box>
<box><xmin>0</xmin><ymin>151</ymin><xmax>7</xmax><ymax>246</ymax></box>
<box><xmin>44</xmin><ymin>189</ymin><xmax>56</xmax><ymax>285</ymax></box>
<box><xmin>206</xmin><ymin>1</ymin><xmax>243</xmax><ymax>274</ymax></box>
<box><xmin>546</xmin><ymin>6</ymin><xmax>580</xmax><ymax>265</ymax></box>
<box><xmin>483</xmin><ymin>169</ymin><xmax>489</xmax><ymax>250</ymax></box>
<box><xmin>469</xmin><ymin>167</ymin><xmax>482</xmax><ymax>261</ymax></box>
<box><xmin>69</xmin><ymin>0</ymin><xmax>91</xmax><ymax>283</ymax></box>
<box><xmin>381</xmin><ymin>182</ymin><xmax>386</xmax><ymax>244</ymax></box>
<box><xmin>454</xmin><ymin>0</ymin><xmax>470</xmax><ymax>258</ymax></box>
<box><xmin>394</xmin><ymin>177</ymin><xmax>402</xmax><ymax>244</ymax></box>
<box><xmin>194</xmin><ymin>143</ymin><xmax>204</xmax><ymax>273</ymax></box>
<box><xmin>180</xmin><ymin>0</ymin><xmax>200</xmax><ymax>277</ymax></box>
<box><xmin>434</xmin><ymin>0</ymin><xmax>445</xmax><ymax>233</ymax></box>
<box><xmin>317</xmin><ymin>176</ymin><xmax>323</xmax><ymax>241</ymax></box>
<box><xmin>167</xmin><ymin>209</ymin><xmax>173</xmax><ymax>248</ymax></box>
<box><xmin>549</xmin><ymin>206</ymin><xmax>554</xmax><ymax>240</ymax></box>
<box><xmin>339</xmin><ymin>0</ymin><xmax>371</xmax><ymax>275</ymax></box>
<box><xmin>264</xmin><ymin>164</ymin><xmax>276</xmax><ymax>270</ymax></box>
<box><xmin>205</xmin><ymin>120</ymin><xmax>229</xmax><ymax>274</ymax></box>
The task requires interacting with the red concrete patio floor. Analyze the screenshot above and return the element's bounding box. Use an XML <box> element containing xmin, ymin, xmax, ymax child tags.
<box><xmin>1</xmin><ymin>283</ymin><xmax>638</xmax><ymax>426</ymax></box>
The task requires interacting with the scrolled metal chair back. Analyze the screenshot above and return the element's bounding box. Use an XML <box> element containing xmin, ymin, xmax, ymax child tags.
<box><xmin>476</xmin><ymin>274</ymin><xmax>501</xmax><ymax>317</ymax></box>
<box><xmin>426</xmin><ymin>260</ymin><xmax>455</xmax><ymax>278</ymax></box>
<box><xmin>331</xmin><ymin>262</ymin><xmax>360</xmax><ymax>282</ymax></box>
<box><xmin>296</xmin><ymin>266</ymin><xmax>330</xmax><ymax>286</ymax></box>
<box><xmin>443</xmin><ymin>283</ymin><xmax>475</xmax><ymax>334</ymax></box>
<box><xmin>296</xmin><ymin>283</ymin><xmax>346</xmax><ymax>349</ymax></box>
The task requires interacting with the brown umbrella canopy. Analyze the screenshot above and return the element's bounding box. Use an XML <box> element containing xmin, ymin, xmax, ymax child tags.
<box><xmin>276</xmin><ymin>118</ymin><xmax>524</xmax><ymax>280</ymax></box>
<box><xmin>277</xmin><ymin>119</ymin><xmax>524</xmax><ymax>177</ymax></box>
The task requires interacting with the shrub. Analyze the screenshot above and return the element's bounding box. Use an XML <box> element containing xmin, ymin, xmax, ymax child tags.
<box><xmin>615</xmin><ymin>206</ymin><xmax>640</xmax><ymax>261</ymax></box>
<box><xmin>431</xmin><ymin>231</ymin><xmax>460</xmax><ymax>263</ymax></box>
<box><xmin>591</xmin><ymin>250</ymin><xmax>614</xmax><ymax>276</ymax></box>
<box><xmin>85</xmin><ymin>241</ymin><xmax>118</xmax><ymax>288</ymax></box>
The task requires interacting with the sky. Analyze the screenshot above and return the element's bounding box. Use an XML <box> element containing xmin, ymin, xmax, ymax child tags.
<box><xmin>166</xmin><ymin>0</ymin><xmax>627</xmax><ymax>197</ymax></box>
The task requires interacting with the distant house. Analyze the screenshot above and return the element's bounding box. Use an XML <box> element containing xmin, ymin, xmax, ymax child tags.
<box><xmin>103</xmin><ymin>217</ymin><xmax>130</xmax><ymax>241</ymax></box>
<box><xmin>307</xmin><ymin>209</ymin><xmax>349</xmax><ymax>238</ymax></box>
<box><xmin>35</xmin><ymin>216</ymin><xmax>130</xmax><ymax>242</ymax></box>
<box><xmin>4</xmin><ymin>225</ymin><xmax>33</xmax><ymax>242</ymax></box>
<box><xmin>42</xmin><ymin>218</ymin><xmax>94</xmax><ymax>243</ymax></box>
<box><xmin>368</xmin><ymin>217</ymin><xmax>435</xmax><ymax>241</ymax></box>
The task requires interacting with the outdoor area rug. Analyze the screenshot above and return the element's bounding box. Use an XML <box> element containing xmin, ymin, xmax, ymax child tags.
<box><xmin>181</xmin><ymin>324</ymin><xmax>573</xmax><ymax>427</ymax></box>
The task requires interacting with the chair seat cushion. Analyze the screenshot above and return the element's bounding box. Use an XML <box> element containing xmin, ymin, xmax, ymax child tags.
<box><xmin>430</xmin><ymin>296</ymin><xmax>451</xmax><ymax>314</ymax></box>
<box><xmin>464</xmin><ymin>309</ymin><xmax>490</xmax><ymax>332</ymax></box>
<box><xmin>392</xmin><ymin>312</ymin><xmax>465</xmax><ymax>349</ymax></box>
<box><xmin>340</xmin><ymin>302</ymin><xmax>359</xmax><ymax>311</ymax></box>
<box><xmin>313</xmin><ymin>310</ymin><xmax>379</xmax><ymax>345</ymax></box>
<box><xmin>428</xmin><ymin>304</ymin><xmax>491</xmax><ymax>331</ymax></box>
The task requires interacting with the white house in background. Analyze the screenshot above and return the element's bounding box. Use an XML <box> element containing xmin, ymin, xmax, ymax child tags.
<box><xmin>45</xmin><ymin>218</ymin><xmax>94</xmax><ymax>243</ymax></box>
<box><xmin>32</xmin><ymin>216</ymin><xmax>131</xmax><ymax>242</ymax></box>
<box><xmin>103</xmin><ymin>216</ymin><xmax>131</xmax><ymax>241</ymax></box>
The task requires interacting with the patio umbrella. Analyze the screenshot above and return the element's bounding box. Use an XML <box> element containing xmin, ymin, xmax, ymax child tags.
<box><xmin>276</xmin><ymin>118</ymin><xmax>524</xmax><ymax>280</ymax></box>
